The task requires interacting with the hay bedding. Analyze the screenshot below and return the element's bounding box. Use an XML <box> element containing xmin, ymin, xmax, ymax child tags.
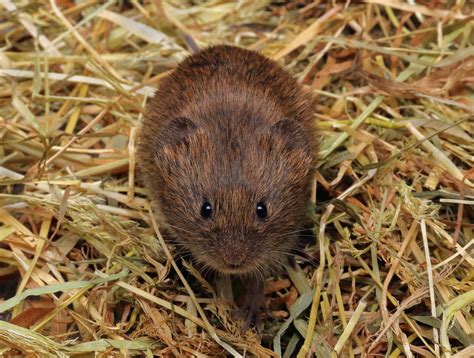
<box><xmin>0</xmin><ymin>0</ymin><xmax>473</xmax><ymax>356</ymax></box>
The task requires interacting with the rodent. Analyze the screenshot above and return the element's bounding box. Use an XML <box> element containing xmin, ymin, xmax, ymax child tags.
<box><xmin>138</xmin><ymin>44</ymin><xmax>317</xmax><ymax>326</ymax></box>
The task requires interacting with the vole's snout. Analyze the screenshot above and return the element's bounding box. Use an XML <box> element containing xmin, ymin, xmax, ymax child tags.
<box><xmin>216</xmin><ymin>241</ymin><xmax>254</xmax><ymax>273</ymax></box>
<box><xmin>222</xmin><ymin>249</ymin><xmax>246</xmax><ymax>267</ymax></box>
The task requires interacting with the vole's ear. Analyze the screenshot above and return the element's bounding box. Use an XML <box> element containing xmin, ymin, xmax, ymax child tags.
<box><xmin>157</xmin><ymin>117</ymin><xmax>198</xmax><ymax>148</ymax></box>
<box><xmin>270</xmin><ymin>118</ymin><xmax>311</xmax><ymax>155</ymax></box>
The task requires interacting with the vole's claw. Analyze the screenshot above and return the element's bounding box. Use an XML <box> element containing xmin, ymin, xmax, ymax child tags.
<box><xmin>235</xmin><ymin>300</ymin><xmax>266</xmax><ymax>334</ymax></box>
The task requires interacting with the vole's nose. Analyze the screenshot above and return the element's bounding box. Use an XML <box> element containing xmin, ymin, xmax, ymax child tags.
<box><xmin>223</xmin><ymin>249</ymin><xmax>246</xmax><ymax>267</ymax></box>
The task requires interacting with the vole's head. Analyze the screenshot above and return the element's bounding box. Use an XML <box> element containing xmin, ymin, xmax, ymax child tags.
<box><xmin>140</xmin><ymin>113</ymin><xmax>314</xmax><ymax>276</ymax></box>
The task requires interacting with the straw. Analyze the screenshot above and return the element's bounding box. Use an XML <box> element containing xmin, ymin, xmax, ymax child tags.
<box><xmin>1</xmin><ymin>1</ymin><xmax>473</xmax><ymax>356</ymax></box>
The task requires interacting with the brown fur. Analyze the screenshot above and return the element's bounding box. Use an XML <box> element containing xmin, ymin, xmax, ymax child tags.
<box><xmin>138</xmin><ymin>45</ymin><xmax>317</xmax><ymax>278</ymax></box>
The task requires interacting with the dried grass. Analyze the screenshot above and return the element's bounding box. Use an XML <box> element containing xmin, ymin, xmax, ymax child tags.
<box><xmin>1</xmin><ymin>1</ymin><xmax>473</xmax><ymax>357</ymax></box>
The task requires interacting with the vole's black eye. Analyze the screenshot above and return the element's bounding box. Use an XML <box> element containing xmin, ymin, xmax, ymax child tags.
<box><xmin>256</xmin><ymin>202</ymin><xmax>267</xmax><ymax>219</ymax></box>
<box><xmin>200</xmin><ymin>201</ymin><xmax>213</xmax><ymax>218</ymax></box>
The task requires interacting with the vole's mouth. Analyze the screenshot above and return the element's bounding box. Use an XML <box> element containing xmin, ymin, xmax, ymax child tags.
<box><xmin>219</xmin><ymin>262</ymin><xmax>255</xmax><ymax>275</ymax></box>
<box><xmin>194</xmin><ymin>250</ymin><xmax>256</xmax><ymax>275</ymax></box>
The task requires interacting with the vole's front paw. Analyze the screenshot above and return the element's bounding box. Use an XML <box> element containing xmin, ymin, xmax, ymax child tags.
<box><xmin>238</xmin><ymin>297</ymin><xmax>271</xmax><ymax>334</ymax></box>
<box><xmin>234</xmin><ymin>278</ymin><xmax>271</xmax><ymax>334</ymax></box>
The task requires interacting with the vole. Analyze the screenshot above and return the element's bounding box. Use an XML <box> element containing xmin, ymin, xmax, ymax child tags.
<box><xmin>138</xmin><ymin>44</ymin><xmax>317</xmax><ymax>328</ymax></box>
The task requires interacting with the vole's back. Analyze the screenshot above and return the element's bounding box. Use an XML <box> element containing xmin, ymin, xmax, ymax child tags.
<box><xmin>144</xmin><ymin>45</ymin><xmax>316</xmax><ymax>148</ymax></box>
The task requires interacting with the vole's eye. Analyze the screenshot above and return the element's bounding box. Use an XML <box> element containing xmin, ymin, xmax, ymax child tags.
<box><xmin>256</xmin><ymin>202</ymin><xmax>267</xmax><ymax>219</ymax></box>
<box><xmin>200</xmin><ymin>201</ymin><xmax>213</xmax><ymax>218</ymax></box>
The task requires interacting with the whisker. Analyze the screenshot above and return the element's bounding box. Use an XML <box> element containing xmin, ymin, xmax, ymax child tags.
<box><xmin>272</xmin><ymin>228</ymin><xmax>315</xmax><ymax>239</ymax></box>
<box><xmin>266</xmin><ymin>249</ymin><xmax>318</xmax><ymax>266</ymax></box>
<box><xmin>255</xmin><ymin>263</ymin><xmax>266</xmax><ymax>283</ymax></box>
<box><xmin>165</xmin><ymin>224</ymin><xmax>196</xmax><ymax>236</ymax></box>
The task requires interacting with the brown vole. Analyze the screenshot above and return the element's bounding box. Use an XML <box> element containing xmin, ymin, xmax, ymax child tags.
<box><xmin>138</xmin><ymin>44</ymin><xmax>317</xmax><ymax>327</ymax></box>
